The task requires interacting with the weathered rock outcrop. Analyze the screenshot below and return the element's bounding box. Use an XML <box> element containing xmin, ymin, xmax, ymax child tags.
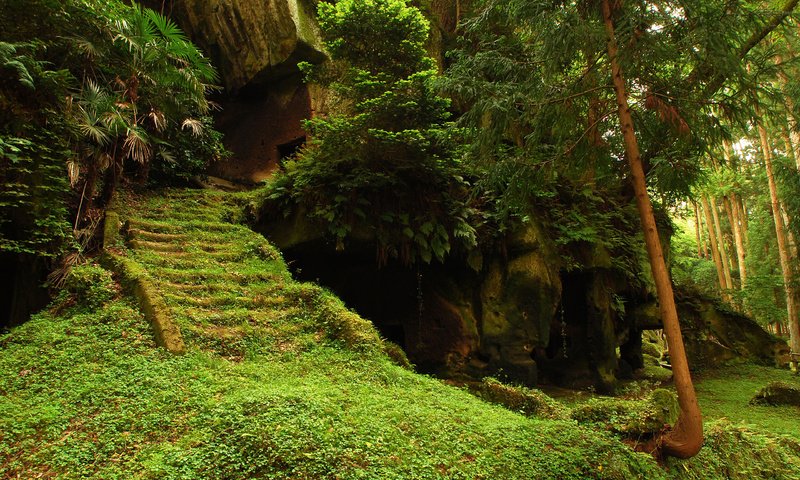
<box><xmin>629</xmin><ymin>289</ymin><xmax>790</xmax><ymax>368</ymax></box>
<box><xmin>478</xmin><ymin>223</ymin><xmax>562</xmax><ymax>385</ymax></box>
<box><xmin>158</xmin><ymin>0</ymin><xmax>325</xmax><ymax>91</ymax></box>
<box><xmin>143</xmin><ymin>0</ymin><xmax>329</xmax><ymax>183</ymax></box>
<box><xmin>254</xmin><ymin>211</ymin><xmax>637</xmax><ymax>390</ymax></box>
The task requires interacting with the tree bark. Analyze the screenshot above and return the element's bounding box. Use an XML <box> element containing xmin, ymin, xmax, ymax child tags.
<box><xmin>777</xmin><ymin>57</ymin><xmax>800</xmax><ymax>170</ymax></box>
<box><xmin>710</xmin><ymin>196</ymin><xmax>734</xmax><ymax>291</ymax></box>
<box><xmin>758</xmin><ymin>118</ymin><xmax>800</xmax><ymax>363</ymax></box>
<box><xmin>738</xmin><ymin>196</ymin><xmax>749</xmax><ymax>245</ymax></box>
<box><xmin>727</xmin><ymin>196</ymin><xmax>747</xmax><ymax>288</ymax></box>
<box><xmin>602</xmin><ymin>0</ymin><xmax>703</xmax><ymax>459</ymax></box>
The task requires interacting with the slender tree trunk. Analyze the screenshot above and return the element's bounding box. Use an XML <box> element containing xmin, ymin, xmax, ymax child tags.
<box><xmin>710</xmin><ymin>196</ymin><xmax>734</xmax><ymax>291</ymax></box>
<box><xmin>693</xmin><ymin>202</ymin><xmax>703</xmax><ymax>258</ymax></box>
<box><xmin>727</xmin><ymin>196</ymin><xmax>747</xmax><ymax>288</ymax></box>
<box><xmin>702</xmin><ymin>196</ymin><xmax>729</xmax><ymax>297</ymax></box>
<box><xmin>758</xmin><ymin>118</ymin><xmax>800</xmax><ymax>363</ymax></box>
<box><xmin>722</xmin><ymin>140</ymin><xmax>747</xmax><ymax>288</ymax></box>
<box><xmin>738</xmin><ymin>196</ymin><xmax>749</xmax><ymax>245</ymax></box>
<box><xmin>602</xmin><ymin>0</ymin><xmax>703</xmax><ymax>458</ymax></box>
<box><xmin>777</xmin><ymin>58</ymin><xmax>800</xmax><ymax>170</ymax></box>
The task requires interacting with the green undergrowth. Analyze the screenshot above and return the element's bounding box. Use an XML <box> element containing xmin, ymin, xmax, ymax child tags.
<box><xmin>1</xmin><ymin>293</ymin><xmax>665</xmax><ymax>479</ymax></box>
<box><xmin>2</xmin><ymin>188</ymin><xmax>800</xmax><ymax>479</ymax></box>
<box><xmin>692</xmin><ymin>364</ymin><xmax>800</xmax><ymax>438</ymax></box>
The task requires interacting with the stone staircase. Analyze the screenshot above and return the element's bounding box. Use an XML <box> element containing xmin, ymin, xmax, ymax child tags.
<box><xmin>112</xmin><ymin>188</ymin><xmax>315</xmax><ymax>359</ymax></box>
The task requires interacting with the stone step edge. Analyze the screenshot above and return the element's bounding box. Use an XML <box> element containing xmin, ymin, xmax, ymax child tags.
<box><xmin>102</xmin><ymin>210</ymin><xmax>185</xmax><ymax>354</ymax></box>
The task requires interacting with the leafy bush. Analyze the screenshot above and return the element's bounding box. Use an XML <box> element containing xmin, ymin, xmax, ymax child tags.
<box><xmin>62</xmin><ymin>263</ymin><xmax>117</xmax><ymax>309</ymax></box>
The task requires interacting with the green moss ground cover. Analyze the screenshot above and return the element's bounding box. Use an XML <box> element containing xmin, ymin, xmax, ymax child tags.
<box><xmin>693</xmin><ymin>365</ymin><xmax>800</xmax><ymax>438</ymax></box>
<box><xmin>1</xmin><ymin>188</ymin><xmax>798</xmax><ymax>479</ymax></box>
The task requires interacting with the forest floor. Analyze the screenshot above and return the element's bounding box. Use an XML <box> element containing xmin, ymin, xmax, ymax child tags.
<box><xmin>1</xmin><ymin>187</ymin><xmax>798</xmax><ymax>479</ymax></box>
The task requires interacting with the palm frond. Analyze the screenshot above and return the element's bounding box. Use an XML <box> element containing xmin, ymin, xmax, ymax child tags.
<box><xmin>123</xmin><ymin>126</ymin><xmax>152</xmax><ymax>164</ymax></box>
<box><xmin>148</xmin><ymin>109</ymin><xmax>167</xmax><ymax>131</ymax></box>
<box><xmin>181</xmin><ymin>118</ymin><xmax>204</xmax><ymax>137</ymax></box>
<box><xmin>66</xmin><ymin>159</ymin><xmax>81</xmax><ymax>187</ymax></box>
<box><xmin>145</xmin><ymin>8</ymin><xmax>188</xmax><ymax>44</ymax></box>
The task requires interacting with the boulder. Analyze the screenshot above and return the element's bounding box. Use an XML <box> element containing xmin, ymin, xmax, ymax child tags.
<box><xmin>676</xmin><ymin>294</ymin><xmax>790</xmax><ymax>368</ymax></box>
<box><xmin>750</xmin><ymin>381</ymin><xmax>800</xmax><ymax>407</ymax></box>
<box><xmin>630</xmin><ymin>290</ymin><xmax>790</xmax><ymax>369</ymax></box>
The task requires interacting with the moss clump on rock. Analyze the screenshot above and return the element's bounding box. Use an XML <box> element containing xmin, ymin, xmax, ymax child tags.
<box><xmin>571</xmin><ymin>389</ymin><xmax>678</xmax><ymax>436</ymax></box>
<box><xmin>642</xmin><ymin>341</ymin><xmax>663</xmax><ymax>359</ymax></box>
<box><xmin>750</xmin><ymin>381</ymin><xmax>800</xmax><ymax>407</ymax></box>
<box><xmin>474</xmin><ymin>377</ymin><xmax>569</xmax><ymax>420</ymax></box>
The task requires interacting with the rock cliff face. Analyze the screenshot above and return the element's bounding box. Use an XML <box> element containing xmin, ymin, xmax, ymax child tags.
<box><xmin>161</xmin><ymin>0</ymin><xmax>325</xmax><ymax>91</ymax></box>
<box><xmin>145</xmin><ymin>0</ymin><xmax>327</xmax><ymax>182</ymax></box>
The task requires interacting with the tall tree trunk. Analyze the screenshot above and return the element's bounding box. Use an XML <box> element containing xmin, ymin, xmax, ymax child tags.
<box><xmin>722</xmin><ymin>140</ymin><xmax>747</xmax><ymax>288</ymax></box>
<box><xmin>777</xmin><ymin>57</ymin><xmax>800</xmax><ymax>170</ymax></box>
<box><xmin>758</xmin><ymin>117</ymin><xmax>800</xmax><ymax>364</ymax></box>
<box><xmin>710</xmin><ymin>196</ymin><xmax>734</xmax><ymax>291</ymax></box>
<box><xmin>702</xmin><ymin>196</ymin><xmax>730</xmax><ymax>298</ymax></box>
<box><xmin>602</xmin><ymin>0</ymin><xmax>703</xmax><ymax>459</ymax></box>
<box><xmin>738</xmin><ymin>196</ymin><xmax>749</xmax><ymax>245</ymax></box>
<box><xmin>693</xmin><ymin>201</ymin><xmax>703</xmax><ymax>258</ymax></box>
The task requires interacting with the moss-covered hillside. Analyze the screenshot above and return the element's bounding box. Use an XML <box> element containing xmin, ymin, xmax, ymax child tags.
<box><xmin>1</xmin><ymin>189</ymin><xmax>799</xmax><ymax>479</ymax></box>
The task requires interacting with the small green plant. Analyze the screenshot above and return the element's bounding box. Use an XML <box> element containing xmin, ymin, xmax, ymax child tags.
<box><xmin>62</xmin><ymin>263</ymin><xmax>117</xmax><ymax>309</ymax></box>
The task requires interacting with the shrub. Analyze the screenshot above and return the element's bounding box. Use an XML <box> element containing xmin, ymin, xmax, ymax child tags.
<box><xmin>62</xmin><ymin>263</ymin><xmax>117</xmax><ymax>310</ymax></box>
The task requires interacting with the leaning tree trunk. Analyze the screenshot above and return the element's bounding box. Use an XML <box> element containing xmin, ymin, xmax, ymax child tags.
<box><xmin>757</xmin><ymin>117</ymin><xmax>800</xmax><ymax>365</ymax></box>
<box><xmin>601</xmin><ymin>0</ymin><xmax>703</xmax><ymax>459</ymax></box>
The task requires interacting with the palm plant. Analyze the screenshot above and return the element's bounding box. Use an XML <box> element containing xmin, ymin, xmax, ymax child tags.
<box><xmin>68</xmin><ymin>2</ymin><xmax>219</xmax><ymax>209</ymax></box>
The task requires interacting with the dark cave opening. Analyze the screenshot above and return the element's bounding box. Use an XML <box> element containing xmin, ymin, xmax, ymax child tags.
<box><xmin>277</xmin><ymin>136</ymin><xmax>306</xmax><ymax>164</ymax></box>
<box><xmin>0</xmin><ymin>252</ymin><xmax>50</xmax><ymax>331</ymax></box>
<box><xmin>538</xmin><ymin>271</ymin><xmax>596</xmax><ymax>388</ymax></box>
<box><xmin>283</xmin><ymin>242</ymin><xmax>419</xmax><ymax>352</ymax></box>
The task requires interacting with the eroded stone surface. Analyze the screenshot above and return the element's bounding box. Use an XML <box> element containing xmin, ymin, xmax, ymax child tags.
<box><xmin>165</xmin><ymin>0</ymin><xmax>325</xmax><ymax>91</ymax></box>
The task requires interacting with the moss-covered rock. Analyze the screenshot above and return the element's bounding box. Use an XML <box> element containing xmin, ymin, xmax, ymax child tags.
<box><xmin>480</xmin><ymin>251</ymin><xmax>561</xmax><ymax>385</ymax></box>
<box><xmin>571</xmin><ymin>389</ymin><xmax>678</xmax><ymax>436</ymax></box>
<box><xmin>642</xmin><ymin>353</ymin><xmax>661</xmax><ymax>367</ymax></box>
<box><xmin>750</xmin><ymin>381</ymin><xmax>800</xmax><ymax>407</ymax></box>
<box><xmin>642</xmin><ymin>341</ymin><xmax>662</xmax><ymax>359</ymax></box>
<box><xmin>473</xmin><ymin>377</ymin><xmax>569</xmax><ymax>420</ymax></box>
<box><xmin>632</xmin><ymin>289</ymin><xmax>789</xmax><ymax>369</ymax></box>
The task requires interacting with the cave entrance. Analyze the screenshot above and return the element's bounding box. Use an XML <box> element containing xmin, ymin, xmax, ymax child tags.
<box><xmin>540</xmin><ymin>270</ymin><xmax>619</xmax><ymax>393</ymax></box>
<box><xmin>0</xmin><ymin>252</ymin><xmax>50</xmax><ymax>331</ymax></box>
<box><xmin>283</xmin><ymin>243</ymin><xmax>418</xmax><ymax>351</ymax></box>
<box><xmin>277</xmin><ymin>136</ymin><xmax>306</xmax><ymax>165</ymax></box>
<box><xmin>539</xmin><ymin>271</ymin><xmax>596</xmax><ymax>389</ymax></box>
